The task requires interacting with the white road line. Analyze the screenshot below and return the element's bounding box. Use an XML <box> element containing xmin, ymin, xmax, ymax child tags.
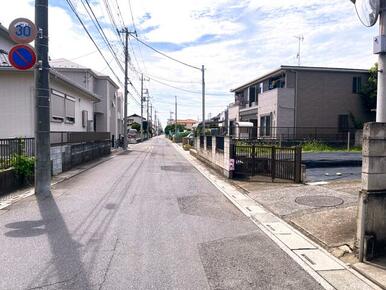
<box><xmin>172</xmin><ymin>143</ymin><xmax>381</xmax><ymax>290</ymax></box>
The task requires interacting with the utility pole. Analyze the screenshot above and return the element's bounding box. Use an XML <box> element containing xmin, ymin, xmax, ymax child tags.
<box><xmin>35</xmin><ymin>0</ymin><xmax>51</xmax><ymax>196</ymax></box>
<box><xmin>377</xmin><ymin>3</ymin><xmax>386</xmax><ymax>122</ymax></box>
<box><xmin>140</xmin><ymin>73</ymin><xmax>144</xmax><ymax>142</ymax></box>
<box><xmin>202</xmin><ymin>65</ymin><xmax>205</xmax><ymax>136</ymax></box>
<box><xmin>154</xmin><ymin>110</ymin><xmax>157</xmax><ymax>136</ymax></box>
<box><xmin>146</xmin><ymin>95</ymin><xmax>150</xmax><ymax>139</ymax></box>
<box><xmin>150</xmin><ymin>104</ymin><xmax>153</xmax><ymax>137</ymax></box>
<box><xmin>118</xmin><ymin>28</ymin><xmax>129</xmax><ymax>150</ymax></box>
<box><xmin>175</xmin><ymin>96</ymin><xmax>178</xmax><ymax>135</ymax></box>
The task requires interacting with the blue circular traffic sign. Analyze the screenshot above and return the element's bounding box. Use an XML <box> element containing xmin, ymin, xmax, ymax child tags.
<box><xmin>8</xmin><ymin>45</ymin><xmax>37</xmax><ymax>70</ymax></box>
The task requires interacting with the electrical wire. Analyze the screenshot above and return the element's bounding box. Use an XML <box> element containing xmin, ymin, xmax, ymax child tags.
<box><xmin>65</xmin><ymin>0</ymin><xmax>142</xmax><ymax>107</ymax></box>
<box><xmin>130</xmin><ymin>33</ymin><xmax>201</xmax><ymax>71</ymax></box>
<box><xmin>81</xmin><ymin>0</ymin><xmax>125</xmax><ymax>73</ymax></box>
<box><xmin>66</xmin><ymin>0</ymin><xmax>122</xmax><ymax>86</ymax></box>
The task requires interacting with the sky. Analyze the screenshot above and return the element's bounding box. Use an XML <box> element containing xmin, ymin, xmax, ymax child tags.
<box><xmin>0</xmin><ymin>0</ymin><xmax>379</xmax><ymax>127</ymax></box>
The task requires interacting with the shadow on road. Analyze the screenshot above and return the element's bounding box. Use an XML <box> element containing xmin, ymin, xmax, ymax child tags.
<box><xmin>4</xmin><ymin>194</ymin><xmax>92</xmax><ymax>289</ymax></box>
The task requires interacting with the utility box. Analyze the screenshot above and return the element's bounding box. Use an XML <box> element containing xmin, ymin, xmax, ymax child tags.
<box><xmin>373</xmin><ymin>35</ymin><xmax>386</xmax><ymax>54</ymax></box>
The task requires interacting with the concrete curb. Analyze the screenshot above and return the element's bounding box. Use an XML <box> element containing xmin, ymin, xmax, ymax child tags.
<box><xmin>172</xmin><ymin>142</ymin><xmax>381</xmax><ymax>290</ymax></box>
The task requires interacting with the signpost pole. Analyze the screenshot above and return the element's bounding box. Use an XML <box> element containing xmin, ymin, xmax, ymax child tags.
<box><xmin>34</xmin><ymin>0</ymin><xmax>51</xmax><ymax>197</ymax></box>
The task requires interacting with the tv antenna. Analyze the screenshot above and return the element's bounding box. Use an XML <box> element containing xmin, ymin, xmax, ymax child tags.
<box><xmin>294</xmin><ymin>35</ymin><xmax>304</xmax><ymax>66</ymax></box>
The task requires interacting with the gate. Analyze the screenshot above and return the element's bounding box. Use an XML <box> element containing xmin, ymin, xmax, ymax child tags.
<box><xmin>232</xmin><ymin>143</ymin><xmax>302</xmax><ymax>183</ymax></box>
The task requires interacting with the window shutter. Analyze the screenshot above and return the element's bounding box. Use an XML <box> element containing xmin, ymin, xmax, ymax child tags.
<box><xmin>65</xmin><ymin>97</ymin><xmax>75</xmax><ymax>118</ymax></box>
<box><xmin>51</xmin><ymin>93</ymin><xmax>65</xmax><ymax>119</ymax></box>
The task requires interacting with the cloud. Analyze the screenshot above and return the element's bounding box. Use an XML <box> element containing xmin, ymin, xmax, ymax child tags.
<box><xmin>0</xmin><ymin>0</ymin><xmax>379</xmax><ymax>126</ymax></box>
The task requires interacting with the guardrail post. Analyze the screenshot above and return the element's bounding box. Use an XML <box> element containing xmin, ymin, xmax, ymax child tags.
<box><xmin>271</xmin><ymin>146</ymin><xmax>276</xmax><ymax>182</ymax></box>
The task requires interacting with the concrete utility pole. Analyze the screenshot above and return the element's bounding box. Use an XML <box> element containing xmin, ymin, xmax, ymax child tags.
<box><xmin>202</xmin><ymin>65</ymin><xmax>205</xmax><ymax>135</ymax></box>
<box><xmin>154</xmin><ymin>110</ymin><xmax>158</xmax><ymax>136</ymax></box>
<box><xmin>140</xmin><ymin>73</ymin><xmax>144</xmax><ymax>142</ymax></box>
<box><xmin>150</xmin><ymin>104</ymin><xmax>153</xmax><ymax>137</ymax></box>
<box><xmin>175</xmin><ymin>96</ymin><xmax>178</xmax><ymax>135</ymax></box>
<box><xmin>146</xmin><ymin>95</ymin><xmax>150</xmax><ymax>138</ymax></box>
<box><xmin>377</xmin><ymin>2</ymin><xmax>386</xmax><ymax>122</ymax></box>
<box><xmin>118</xmin><ymin>28</ymin><xmax>129</xmax><ymax>150</ymax></box>
<box><xmin>35</xmin><ymin>0</ymin><xmax>51</xmax><ymax>196</ymax></box>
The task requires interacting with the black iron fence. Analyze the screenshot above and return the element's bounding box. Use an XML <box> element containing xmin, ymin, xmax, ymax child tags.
<box><xmin>206</xmin><ymin>136</ymin><xmax>212</xmax><ymax>149</ymax></box>
<box><xmin>0</xmin><ymin>138</ymin><xmax>35</xmax><ymax>170</ymax></box>
<box><xmin>232</xmin><ymin>143</ymin><xmax>302</xmax><ymax>183</ymax></box>
<box><xmin>50</xmin><ymin>131</ymin><xmax>110</xmax><ymax>145</ymax></box>
<box><xmin>216</xmin><ymin>136</ymin><xmax>224</xmax><ymax>152</ymax></box>
<box><xmin>200</xmin><ymin>135</ymin><xmax>204</xmax><ymax>149</ymax></box>
<box><xmin>0</xmin><ymin>132</ymin><xmax>111</xmax><ymax>170</ymax></box>
<box><xmin>230</xmin><ymin>126</ymin><xmax>356</xmax><ymax>145</ymax></box>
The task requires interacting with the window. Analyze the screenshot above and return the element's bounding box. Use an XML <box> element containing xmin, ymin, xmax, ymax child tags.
<box><xmin>260</xmin><ymin>115</ymin><xmax>272</xmax><ymax>136</ymax></box>
<box><xmin>51</xmin><ymin>90</ymin><xmax>65</xmax><ymax>122</ymax></box>
<box><xmin>65</xmin><ymin>95</ymin><xmax>76</xmax><ymax>123</ymax></box>
<box><xmin>338</xmin><ymin>114</ymin><xmax>349</xmax><ymax>132</ymax></box>
<box><xmin>352</xmin><ymin>77</ymin><xmax>362</xmax><ymax>93</ymax></box>
<box><xmin>249</xmin><ymin>86</ymin><xmax>256</xmax><ymax>106</ymax></box>
<box><xmin>268</xmin><ymin>75</ymin><xmax>285</xmax><ymax>90</ymax></box>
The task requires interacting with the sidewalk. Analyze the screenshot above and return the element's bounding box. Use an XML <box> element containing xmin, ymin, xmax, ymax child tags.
<box><xmin>232</xmin><ymin>177</ymin><xmax>386</xmax><ymax>288</ymax></box>
<box><xmin>0</xmin><ymin>147</ymin><xmax>124</xmax><ymax>210</ymax></box>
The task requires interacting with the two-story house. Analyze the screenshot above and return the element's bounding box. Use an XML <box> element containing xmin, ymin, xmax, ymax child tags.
<box><xmin>230</xmin><ymin>65</ymin><xmax>371</xmax><ymax>139</ymax></box>
<box><xmin>0</xmin><ymin>25</ymin><xmax>100</xmax><ymax>138</ymax></box>
<box><xmin>51</xmin><ymin>59</ymin><xmax>123</xmax><ymax>144</ymax></box>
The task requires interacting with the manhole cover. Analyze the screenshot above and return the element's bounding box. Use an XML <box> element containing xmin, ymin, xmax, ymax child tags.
<box><xmin>295</xmin><ymin>195</ymin><xmax>344</xmax><ymax>208</ymax></box>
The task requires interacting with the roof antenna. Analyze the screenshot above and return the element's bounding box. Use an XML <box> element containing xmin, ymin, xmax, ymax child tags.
<box><xmin>294</xmin><ymin>35</ymin><xmax>304</xmax><ymax>66</ymax></box>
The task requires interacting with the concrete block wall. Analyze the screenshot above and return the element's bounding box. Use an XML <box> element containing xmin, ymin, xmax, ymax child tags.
<box><xmin>194</xmin><ymin>136</ymin><xmax>232</xmax><ymax>178</ymax></box>
<box><xmin>50</xmin><ymin>146</ymin><xmax>63</xmax><ymax>176</ymax></box>
<box><xmin>358</xmin><ymin>122</ymin><xmax>386</xmax><ymax>260</ymax></box>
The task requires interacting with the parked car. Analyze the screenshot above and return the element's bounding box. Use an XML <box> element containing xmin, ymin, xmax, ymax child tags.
<box><xmin>128</xmin><ymin>129</ymin><xmax>138</xmax><ymax>143</ymax></box>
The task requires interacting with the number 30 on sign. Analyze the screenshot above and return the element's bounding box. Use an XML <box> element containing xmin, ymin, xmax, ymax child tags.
<box><xmin>8</xmin><ymin>18</ymin><xmax>37</xmax><ymax>44</ymax></box>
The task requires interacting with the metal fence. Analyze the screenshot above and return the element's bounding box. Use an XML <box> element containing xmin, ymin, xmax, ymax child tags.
<box><xmin>50</xmin><ymin>132</ymin><xmax>111</xmax><ymax>145</ymax></box>
<box><xmin>206</xmin><ymin>136</ymin><xmax>212</xmax><ymax>149</ymax></box>
<box><xmin>200</xmin><ymin>135</ymin><xmax>204</xmax><ymax>149</ymax></box>
<box><xmin>216</xmin><ymin>136</ymin><xmax>224</xmax><ymax>152</ymax></box>
<box><xmin>232</xmin><ymin>143</ymin><xmax>302</xmax><ymax>183</ymax></box>
<box><xmin>0</xmin><ymin>132</ymin><xmax>111</xmax><ymax>170</ymax></box>
<box><xmin>0</xmin><ymin>138</ymin><xmax>35</xmax><ymax>170</ymax></box>
<box><xmin>230</xmin><ymin>126</ymin><xmax>356</xmax><ymax>145</ymax></box>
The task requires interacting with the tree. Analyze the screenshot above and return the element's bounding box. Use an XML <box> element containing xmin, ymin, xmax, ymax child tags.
<box><xmin>360</xmin><ymin>63</ymin><xmax>378</xmax><ymax>116</ymax></box>
<box><xmin>164</xmin><ymin>124</ymin><xmax>186</xmax><ymax>135</ymax></box>
<box><xmin>131</xmin><ymin>122</ymin><xmax>140</xmax><ymax>131</ymax></box>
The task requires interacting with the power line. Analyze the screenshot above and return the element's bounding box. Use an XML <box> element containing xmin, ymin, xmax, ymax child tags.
<box><xmin>65</xmin><ymin>0</ymin><xmax>142</xmax><ymax>107</ymax></box>
<box><xmin>66</xmin><ymin>0</ymin><xmax>123</xmax><ymax>86</ymax></box>
<box><xmin>130</xmin><ymin>33</ymin><xmax>201</xmax><ymax>71</ymax></box>
<box><xmin>148</xmin><ymin>75</ymin><xmax>231</xmax><ymax>96</ymax></box>
<box><xmin>127</xmin><ymin>0</ymin><xmax>148</xmax><ymax>74</ymax></box>
<box><xmin>144</xmin><ymin>72</ymin><xmax>200</xmax><ymax>84</ymax></box>
<box><xmin>81</xmin><ymin>0</ymin><xmax>125</xmax><ymax>73</ymax></box>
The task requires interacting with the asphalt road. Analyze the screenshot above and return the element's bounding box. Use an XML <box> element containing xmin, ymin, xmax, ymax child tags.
<box><xmin>0</xmin><ymin>137</ymin><xmax>323</xmax><ymax>290</ymax></box>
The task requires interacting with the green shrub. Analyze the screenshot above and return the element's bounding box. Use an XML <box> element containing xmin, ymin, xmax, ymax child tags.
<box><xmin>301</xmin><ymin>140</ymin><xmax>335</xmax><ymax>152</ymax></box>
<box><xmin>12</xmin><ymin>155</ymin><xmax>35</xmax><ymax>177</ymax></box>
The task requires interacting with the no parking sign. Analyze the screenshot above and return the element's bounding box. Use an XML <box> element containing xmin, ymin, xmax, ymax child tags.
<box><xmin>8</xmin><ymin>18</ymin><xmax>37</xmax><ymax>70</ymax></box>
<box><xmin>8</xmin><ymin>45</ymin><xmax>37</xmax><ymax>70</ymax></box>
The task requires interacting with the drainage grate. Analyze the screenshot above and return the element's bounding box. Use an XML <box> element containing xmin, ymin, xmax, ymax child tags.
<box><xmin>295</xmin><ymin>195</ymin><xmax>344</xmax><ymax>208</ymax></box>
<box><xmin>160</xmin><ymin>165</ymin><xmax>192</xmax><ymax>172</ymax></box>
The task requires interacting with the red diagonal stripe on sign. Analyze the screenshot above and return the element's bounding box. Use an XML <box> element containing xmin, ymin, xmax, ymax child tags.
<box><xmin>14</xmin><ymin>49</ymin><xmax>30</xmax><ymax>66</ymax></box>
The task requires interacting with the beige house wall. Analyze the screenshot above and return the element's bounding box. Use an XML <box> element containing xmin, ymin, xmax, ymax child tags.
<box><xmin>295</xmin><ymin>70</ymin><xmax>368</xmax><ymax>128</ymax></box>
